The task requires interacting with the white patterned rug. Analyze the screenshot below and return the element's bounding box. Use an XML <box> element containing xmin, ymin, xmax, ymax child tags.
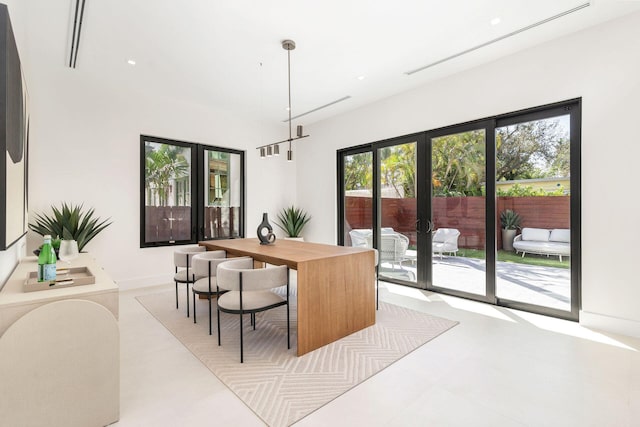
<box><xmin>137</xmin><ymin>287</ymin><xmax>458</xmax><ymax>426</ymax></box>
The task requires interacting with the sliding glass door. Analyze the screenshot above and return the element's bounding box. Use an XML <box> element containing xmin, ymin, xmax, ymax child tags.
<box><xmin>428</xmin><ymin>128</ymin><xmax>488</xmax><ymax>297</ymax></box>
<box><xmin>341</xmin><ymin>149</ymin><xmax>373</xmax><ymax>247</ymax></box>
<box><xmin>376</xmin><ymin>136</ymin><xmax>418</xmax><ymax>284</ymax></box>
<box><xmin>337</xmin><ymin>100</ymin><xmax>580</xmax><ymax>320</ymax></box>
<box><xmin>494</xmin><ymin>106</ymin><xmax>578</xmax><ymax>317</ymax></box>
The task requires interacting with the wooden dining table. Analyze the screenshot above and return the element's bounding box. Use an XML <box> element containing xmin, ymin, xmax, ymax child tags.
<box><xmin>199</xmin><ymin>238</ymin><xmax>376</xmax><ymax>356</ymax></box>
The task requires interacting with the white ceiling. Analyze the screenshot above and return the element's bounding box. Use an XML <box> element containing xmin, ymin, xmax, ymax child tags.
<box><xmin>21</xmin><ymin>0</ymin><xmax>640</xmax><ymax>126</ymax></box>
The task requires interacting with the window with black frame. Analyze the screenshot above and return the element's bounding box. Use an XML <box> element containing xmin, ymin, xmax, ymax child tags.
<box><xmin>140</xmin><ymin>135</ymin><xmax>244</xmax><ymax>247</ymax></box>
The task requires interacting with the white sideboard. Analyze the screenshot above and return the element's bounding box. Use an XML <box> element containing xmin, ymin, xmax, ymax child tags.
<box><xmin>0</xmin><ymin>254</ymin><xmax>119</xmax><ymax>427</ymax></box>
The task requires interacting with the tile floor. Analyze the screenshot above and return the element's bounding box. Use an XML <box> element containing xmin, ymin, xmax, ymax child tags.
<box><xmin>115</xmin><ymin>281</ymin><xmax>640</xmax><ymax>427</ymax></box>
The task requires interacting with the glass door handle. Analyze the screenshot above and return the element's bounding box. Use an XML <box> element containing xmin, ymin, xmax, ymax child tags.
<box><xmin>425</xmin><ymin>220</ymin><xmax>434</xmax><ymax>233</ymax></box>
<box><xmin>417</xmin><ymin>219</ymin><xmax>435</xmax><ymax>233</ymax></box>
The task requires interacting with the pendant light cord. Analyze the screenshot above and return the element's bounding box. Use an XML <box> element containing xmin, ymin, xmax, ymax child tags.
<box><xmin>287</xmin><ymin>47</ymin><xmax>292</xmax><ymax>152</ymax></box>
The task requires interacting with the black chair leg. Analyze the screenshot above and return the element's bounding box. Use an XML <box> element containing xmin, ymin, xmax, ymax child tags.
<box><xmin>208</xmin><ymin>296</ymin><xmax>212</xmax><ymax>335</ymax></box>
<box><xmin>252</xmin><ymin>313</ymin><xmax>256</xmax><ymax>330</ymax></box>
<box><xmin>240</xmin><ymin>313</ymin><xmax>244</xmax><ymax>363</ymax></box>
<box><xmin>175</xmin><ymin>282</ymin><xmax>179</xmax><ymax>309</ymax></box>
<box><xmin>193</xmin><ymin>291</ymin><xmax>197</xmax><ymax>324</ymax></box>
<box><xmin>217</xmin><ymin>308</ymin><xmax>221</xmax><ymax>346</ymax></box>
<box><xmin>287</xmin><ymin>304</ymin><xmax>290</xmax><ymax>350</ymax></box>
<box><xmin>186</xmin><ymin>283</ymin><xmax>190</xmax><ymax>318</ymax></box>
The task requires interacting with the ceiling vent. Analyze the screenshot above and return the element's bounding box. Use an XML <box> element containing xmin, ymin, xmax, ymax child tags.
<box><xmin>405</xmin><ymin>2</ymin><xmax>590</xmax><ymax>75</ymax></box>
<box><xmin>282</xmin><ymin>96</ymin><xmax>352</xmax><ymax>122</ymax></box>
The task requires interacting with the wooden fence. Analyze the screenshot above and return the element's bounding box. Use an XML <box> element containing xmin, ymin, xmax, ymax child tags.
<box><xmin>145</xmin><ymin>206</ymin><xmax>239</xmax><ymax>242</ymax></box>
<box><xmin>345</xmin><ymin>196</ymin><xmax>570</xmax><ymax>249</ymax></box>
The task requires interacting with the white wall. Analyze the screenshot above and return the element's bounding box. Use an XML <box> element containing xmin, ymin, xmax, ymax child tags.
<box><xmin>297</xmin><ymin>12</ymin><xmax>640</xmax><ymax>337</ymax></box>
<box><xmin>12</xmin><ymin>12</ymin><xmax>296</xmax><ymax>290</ymax></box>
<box><xmin>23</xmin><ymin>64</ymin><xmax>296</xmax><ymax>289</ymax></box>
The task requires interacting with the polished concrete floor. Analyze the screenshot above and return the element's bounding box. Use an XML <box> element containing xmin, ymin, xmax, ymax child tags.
<box><xmin>115</xmin><ymin>281</ymin><xmax>640</xmax><ymax>426</ymax></box>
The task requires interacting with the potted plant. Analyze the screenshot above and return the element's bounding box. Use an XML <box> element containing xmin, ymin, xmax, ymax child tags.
<box><xmin>29</xmin><ymin>202</ymin><xmax>112</xmax><ymax>254</ymax></box>
<box><xmin>500</xmin><ymin>209</ymin><xmax>521</xmax><ymax>251</ymax></box>
<box><xmin>275</xmin><ymin>206</ymin><xmax>311</xmax><ymax>240</ymax></box>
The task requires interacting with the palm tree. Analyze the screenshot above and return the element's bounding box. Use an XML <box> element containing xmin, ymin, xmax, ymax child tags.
<box><xmin>145</xmin><ymin>144</ymin><xmax>189</xmax><ymax>206</ymax></box>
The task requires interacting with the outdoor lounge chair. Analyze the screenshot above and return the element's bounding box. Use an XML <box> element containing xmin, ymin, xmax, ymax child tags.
<box><xmin>348</xmin><ymin>228</ymin><xmax>410</xmax><ymax>270</ymax></box>
<box><xmin>432</xmin><ymin>228</ymin><xmax>460</xmax><ymax>258</ymax></box>
<box><xmin>379</xmin><ymin>232</ymin><xmax>410</xmax><ymax>269</ymax></box>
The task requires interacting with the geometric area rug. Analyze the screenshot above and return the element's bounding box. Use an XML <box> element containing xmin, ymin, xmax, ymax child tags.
<box><xmin>136</xmin><ymin>288</ymin><xmax>458</xmax><ymax>427</ymax></box>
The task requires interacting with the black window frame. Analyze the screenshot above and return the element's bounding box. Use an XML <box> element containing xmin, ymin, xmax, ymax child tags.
<box><xmin>140</xmin><ymin>135</ymin><xmax>245</xmax><ymax>248</ymax></box>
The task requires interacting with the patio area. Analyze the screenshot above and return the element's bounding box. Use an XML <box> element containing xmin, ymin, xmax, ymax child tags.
<box><xmin>379</xmin><ymin>255</ymin><xmax>571</xmax><ymax>312</ymax></box>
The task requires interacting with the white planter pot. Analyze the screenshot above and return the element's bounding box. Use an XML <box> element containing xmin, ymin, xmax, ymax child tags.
<box><xmin>284</xmin><ymin>237</ymin><xmax>304</xmax><ymax>242</ymax></box>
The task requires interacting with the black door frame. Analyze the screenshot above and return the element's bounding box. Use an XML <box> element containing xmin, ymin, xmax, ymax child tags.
<box><xmin>422</xmin><ymin>119</ymin><xmax>496</xmax><ymax>304</ymax></box>
<box><xmin>337</xmin><ymin>98</ymin><xmax>581</xmax><ymax>321</ymax></box>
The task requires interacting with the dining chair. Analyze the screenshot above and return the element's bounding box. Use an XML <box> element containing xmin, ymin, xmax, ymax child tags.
<box><xmin>216</xmin><ymin>257</ymin><xmax>290</xmax><ymax>363</ymax></box>
<box><xmin>191</xmin><ymin>250</ymin><xmax>227</xmax><ymax>333</ymax></box>
<box><xmin>173</xmin><ymin>245</ymin><xmax>206</xmax><ymax>317</ymax></box>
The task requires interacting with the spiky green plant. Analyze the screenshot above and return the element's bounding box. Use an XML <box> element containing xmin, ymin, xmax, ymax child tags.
<box><xmin>275</xmin><ymin>206</ymin><xmax>311</xmax><ymax>238</ymax></box>
<box><xmin>29</xmin><ymin>203</ymin><xmax>112</xmax><ymax>251</ymax></box>
<box><xmin>500</xmin><ymin>209</ymin><xmax>522</xmax><ymax>230</ymax></box>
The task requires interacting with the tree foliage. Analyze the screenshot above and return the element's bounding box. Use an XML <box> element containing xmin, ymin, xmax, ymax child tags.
<box><xmin>379</xmin><ymin>143</ymin><xmax>415</xmax><ymax>197</ymax></box>
<box><xmin>342</xmin><ymin>117</ymin><xmax>570</xmax><ymax>198</ymax></box>
<box><xmin>344</xmin><ymin>152</ymin><xmax>372</xmax><ymax>192</ymax></box>
<box><xmin>145</xmin><ymin>144</ymin><xmax>189</xmax><ymax>206</ymax></box>
<box><xmin>496</xmin><ymin>183</ymin><xmax>565</xmax><ymax>197</ymax></box>
<box><xmin>432</xmin><ymin>130</ymin><xmax>485</xmax><ymax>196</ymax></box>
<box><xmin>496</xmin><ymin>119</ymin><xmax>569</xmax><ymax>181</ymax></box>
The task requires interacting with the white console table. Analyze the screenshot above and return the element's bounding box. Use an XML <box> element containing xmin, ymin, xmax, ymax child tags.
<box><xmin>0</xmin><ymin>254</ymin><xmax>119</xmax><ymax>427</ymax></box>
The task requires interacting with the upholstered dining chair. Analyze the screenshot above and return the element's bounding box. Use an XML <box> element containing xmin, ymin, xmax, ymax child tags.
<box><xmin>216</xmin><ymin>257</ymin><xmax>290</xmax><ymax>363</ymax></box>
<box><xmin>173</xmin><ymin>245</ymin><xmax>206</xmax><ymax>317</ymax></box>
<box><xmin>191</xmin><ymin>250</ymin><xmax>228</xmax><ymax>334</ymax></box>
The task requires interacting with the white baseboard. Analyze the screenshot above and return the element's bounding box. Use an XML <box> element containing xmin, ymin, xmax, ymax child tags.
<box><xmin>580</xmin><ymin>310</ymin><xmax>640</xmax><ymax>339</ymax></box>
<box><xmin>117</xmin><ymin>274</ymin><xmax>172</xmax><ymax>291</ymax></box>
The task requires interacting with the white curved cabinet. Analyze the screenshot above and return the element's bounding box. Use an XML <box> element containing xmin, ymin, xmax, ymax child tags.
<box><xmin>0</xmin><ymin>254</ymin><xmax>119</xmax><ymax>426</ymax></box>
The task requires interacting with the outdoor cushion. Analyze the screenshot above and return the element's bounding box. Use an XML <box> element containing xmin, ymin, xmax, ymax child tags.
<box><xmin>349</xmin><ymin>227</ymin><xmax>397</xmax><ymax>248</ymax></box>
<box><xmin>513</xmin><ymin>240</ymin><xmax>571</xmax><ymax>256</ymax></box>
<box><xmin>521</xmin><ymin>228</ymin><xmax>550</xmax><ymax>242</ymax></box>
<box><xmin>549</xmin><ymin>229</ymin><xmax>570</xmax><ymax>243</ymax></box>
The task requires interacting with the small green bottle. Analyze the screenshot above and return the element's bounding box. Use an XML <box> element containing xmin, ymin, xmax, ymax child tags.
<box><xmin>37</xmin><ymin>235</ymin><xmax>57</xmax><ymax>282</ymax></box>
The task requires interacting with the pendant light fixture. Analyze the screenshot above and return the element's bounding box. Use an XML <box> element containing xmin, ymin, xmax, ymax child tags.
<box><xmin>257</xmin><ymin>39</ymin><xmax>309</xmax><ymax>161</ymax></box>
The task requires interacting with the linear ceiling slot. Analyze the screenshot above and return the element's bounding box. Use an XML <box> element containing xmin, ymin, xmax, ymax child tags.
<box><xmin>282</xmin><ymin>96</ymin><xmax>352</xmax><ymax>122</ymax></box>
<box><xmin>405</xmin><ymin>2</ymin><xmax>590</xmax><ymax>75</ymax></box>
<box><xmin>68</xmin><ymin>0</ymin><xmax>87</xmax><ymax>68</ymax></box>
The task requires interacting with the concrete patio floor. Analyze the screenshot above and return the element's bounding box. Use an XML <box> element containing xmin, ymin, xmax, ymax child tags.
<box><xmin>379</xmin><ymin>255</ymin><xmax>571</xmax><ymax>312</ymax></box>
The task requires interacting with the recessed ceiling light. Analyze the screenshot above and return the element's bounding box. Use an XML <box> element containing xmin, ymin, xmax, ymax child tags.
<box><xmin>491</xmin><ymin>17</ymin><xmax>501</xmax><ymax>26</ymax></box>
<box><xmin>285</xmin><ymin>107</ymin><xmax>290</xmax><ymax>111</ymax></box>
<box><xmin>127</xmin><ymin>59</ymin><xmax>136</xmax><ymax>65</ymax></box>
<box><xmin>357</xmin><ymin>75</ymin><xmax>366</xmax><ymax>81</ymax></box>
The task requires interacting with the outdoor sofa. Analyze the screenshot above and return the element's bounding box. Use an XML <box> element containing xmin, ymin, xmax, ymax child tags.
<box><xmin>513</xmin><ymin>227</ymin><xmax>570</xmax><ymax>262</ymax></box>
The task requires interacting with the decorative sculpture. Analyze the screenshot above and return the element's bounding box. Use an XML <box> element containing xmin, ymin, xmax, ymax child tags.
<box><xmin>257</xmin><ymin>212</ymin><xmax>276</xmax><ymax>245</ymax></box>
